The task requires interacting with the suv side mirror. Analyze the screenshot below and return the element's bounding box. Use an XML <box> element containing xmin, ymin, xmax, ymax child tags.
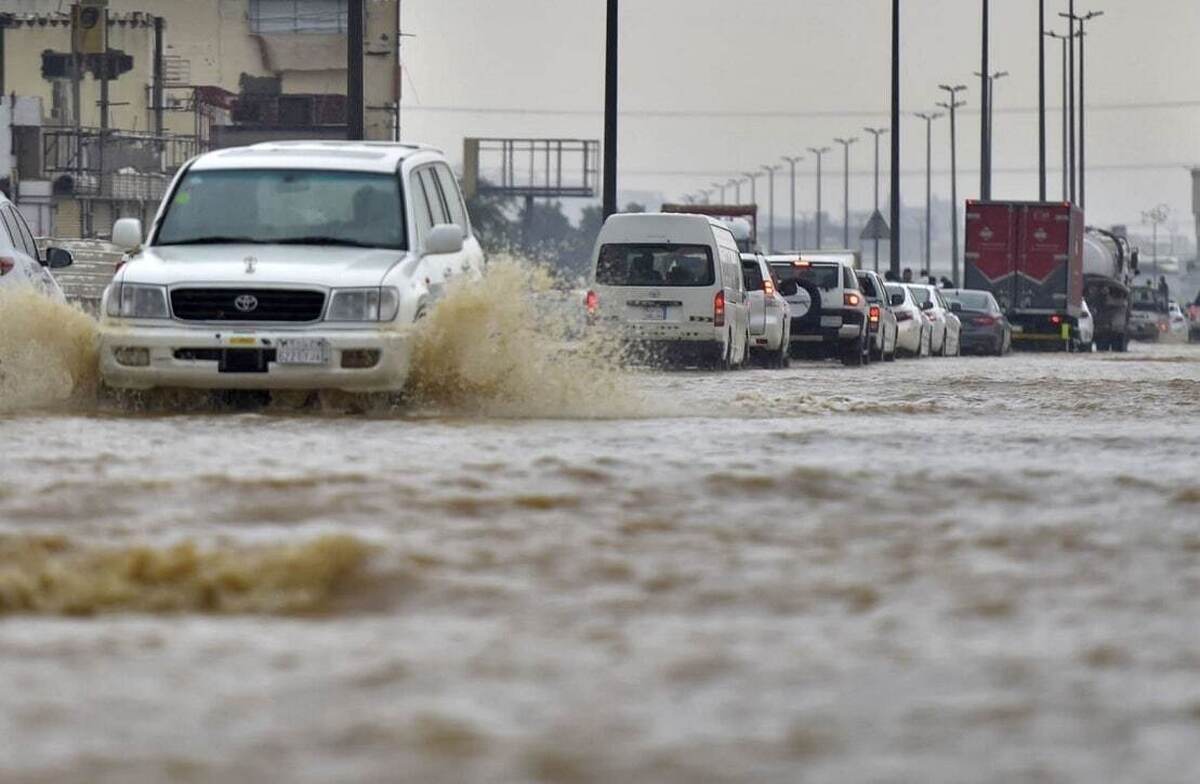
<box><xmin>45</xmin><ymin>247</ymin><xmax>74</xmax><ymax>269</ymax></box>
<box><xmin>890</xmin><ymin>293</ymin><xmax>904</xmax><ymax>307</ymax></box>
<box><xmin>950</xmin><ymin>302</ymin><xmax>963</xmax><ymax>313</ymax></box>
<box><xmin>112</xmin><ymin>218</ymin><xmax>143</xmax><ymax>251</ymax></box>
<box><xmin>779</xmin><ymin>279</ymin><xmax>799</xmax><ymax>297</ymax></box>
<box><xmin>424</xmin><ymin>223</ymin><xmax>464</xmax><ymax>256</ymax></box>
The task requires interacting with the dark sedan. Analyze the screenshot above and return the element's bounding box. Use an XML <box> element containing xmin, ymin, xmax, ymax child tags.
<box><xmin>941</xmin><ymin>289</ymin><xmax>1011</xmax><ymax>356</ymax></box>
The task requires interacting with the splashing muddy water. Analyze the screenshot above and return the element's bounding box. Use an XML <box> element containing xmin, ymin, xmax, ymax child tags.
<box><xmin>2</xmin><ymin>272</ymin><xmax>1200</xmax><ymax>781</ymax></box>
<box><xmin>0</xmin><ymin>291</ymin><xmax>98</xmax><ymax>412</ymax></box>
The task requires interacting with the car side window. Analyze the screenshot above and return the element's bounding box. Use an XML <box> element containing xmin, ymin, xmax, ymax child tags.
<box><xmin>10</xmin><ymin>207</ymin><xmax>40</xmax><ymax>261</ymax></box>
<box><xmin>417</xmin><ymin>167</ymin><xmax>450</xmax><ymax>226</ymax></box>
<box><xmin>433</xmin><ymin>164</ymin><xmax>470</xmax><ymax>237</ymax></box>
<box><xmin>409</xmin><ymin>171</ymin><xmax>435</xmax><ymax>245</ymax></box>
<box><xmin>0</xmin><ymin>207</ymin><xmax>19</xmax><ymax>251</ymax></box>
<box><xmin>843</xmin><ymin>266</ymin><xmax>858</xmax><ymax>290</ymax></box>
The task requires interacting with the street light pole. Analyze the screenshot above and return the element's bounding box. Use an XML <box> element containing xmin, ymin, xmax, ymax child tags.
<box><xmin>864</xmin><ymin>127</ymin><xmax>888</xmax><ymax>272</ymax></box>
<box><xmin>712</xmin><ymin>181</ymin><xmax>726</xmax><ymax>203</ymax></box>
<box><xmin>980</xmin><ymin>0</ymin><xmax>991</xmax><ymax>198</ymax></box>
<box><xmin>834</xmin><ymin>137</ymin><xmax>858</xmax><ymax>248</ymax></box>
<box><xmin>783</xmin><ymin>155</ymin><xmax>803</xmax><ymax>251</ymax></box>
<box><xmin>1046</xmin><ymin>31</ymin><xmax>1071</xmax><ymax>201</ymax></box>
<box><xmin>889</xmin><ymin>0</ymin><xmax>901</xmax><ymax>277</ymax></box>
<box><xmin>1072</xmin><ymin>10</ymin><xmax>1103</xmax><ymax>212</ymax></box>
<box><xmin>938</xmin><ymin>84</ymin><xmax>968</xmax><ymax>286</ymax></box>
<box><xmin>762</xmin><ymin>164</ymin><xmax>781</xmax><ymax>252</ymax></box>
<box><xmin>974</xmin><ymin>70</ymin><xmax>1008</xmax><ymax>185</ymax></box>
<box><xmin>808</xmin><ymin>146</ymin><xmax>831</xmax><ymax>249</ymax></box>
<box><xmin>743</xmin><ymin>171</ymin><xmax>763</xmax><ymax>207</ymax></box>
<box><xmin>1038</xmin><ymin>0</ymin><xmax>1047</xmax><ymax>200</ymax></box>
<box><xmin>1059</xmin><ymin>2</ymin><xmax>1076</xmax><ymax>204</ymax></box>
<box><xmin>602</xmin><ymin>0</ymin><xmax>619</xmax><ymax>217</ymax></box>
<box><xmin>914</xmin><ymin>113</ymin><xmax>943</xmax><ymax>271</ymax></box>
<box><xmin>732</xmin><ymin>178</ymin><xmax>743</xmax><ymax>204</ymax></box>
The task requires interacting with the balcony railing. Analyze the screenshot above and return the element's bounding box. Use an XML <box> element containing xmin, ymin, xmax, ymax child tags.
<box><xmin>41</xmin><ymin>128</ymin><xmax>208</xmax><ymax>198</ymax></box>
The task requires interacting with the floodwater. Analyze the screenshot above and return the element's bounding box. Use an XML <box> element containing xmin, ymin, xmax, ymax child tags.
<box><xmin>2</xmin><ymin>273</ymin><xmax>1200</xmax><ymax>783</ymax></box>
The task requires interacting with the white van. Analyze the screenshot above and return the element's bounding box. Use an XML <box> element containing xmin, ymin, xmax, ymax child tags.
<box><xmin>587</xmin><ymin>213</ymin><xmax>750</xmax><ymax>368</ymax></box>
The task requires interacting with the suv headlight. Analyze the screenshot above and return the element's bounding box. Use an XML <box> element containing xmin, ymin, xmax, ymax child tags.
<box><xmin>106</xmin><ymin>283</ymin><xmax>170</xmax><ymax>319</ymax></box>
<box><xmin>327</xmin><ymin>287</ymin><xmax>400</xmax><ymax>322</ymax></box>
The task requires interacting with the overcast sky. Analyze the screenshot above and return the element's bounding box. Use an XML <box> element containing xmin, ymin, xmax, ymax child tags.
<box><xmin>399</xmin><ymin>0</ymin><xmax>1199</xmax><ymax>242</ymax></box>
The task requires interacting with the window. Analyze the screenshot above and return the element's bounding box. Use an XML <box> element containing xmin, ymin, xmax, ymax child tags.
<box><xmin>433</xmin><ymin>164</ymin><xmax>470</xmax><ymax>236</ymax></box>
<box><xmin>771</xmin><ymin>262</ymin><xmax>840</xmax><ymax>291</ymax></box>
<box><xmin>843</xmin><ymin>266</ymin><xmax>859</xmax><ymax>290</ymax></box>
<box><xmin>741</xmin><ymin>260</ymin><xmax>764</xmax><ymax>291</ymax></box>
<box><xmin>417</xmin><ymin>168</ymin><xmax>450</xmax><ymax>226</ymax></box>
<box><xmin>3</xmin><ymin>206</ymin><xmax>38</xmax><ymax>261</ymax></box>
<box><xmin>0</xmin><ymin>208</ymin><xmax>20</xmax><ymax>252</ymax></box>
<box><xmin>249</xmin><ymin>0</ymin><xmax>346</xmax><ymax>34</ymax></box>
<box><xmin>156</xmin><ymin>169</ymin><xmax>406</xmax><ymax>250</ymax></box>
<box><xmin>409</xmin><ymin>171</ymin><xmax>435</xmax><ymax>245</ymax></box>
<box><xmin>857</xmin><ymin>273</ymin><xmax>880</xmax><ymax>299</ymax></box>
<box><xmin>596</xmin><ymin>244</ymin><xmax>715</xmax><ymax>287</ymax></box>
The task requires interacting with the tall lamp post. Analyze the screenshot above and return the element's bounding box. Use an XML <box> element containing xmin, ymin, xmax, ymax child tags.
<box><xmin>1069</xmin><ymin>10</ymin><xmax>1104</xmax><ymax>211</ymax></box>
<box><xmin>731</xmin><ymin>178</ymin><xmax>743</xmax><ymax>204</ymax></box>
<box><xmin>808</xmin><ymin>146</ymin><xmax>831</xmax><ymax>249</ymax></box>
<box><xmin>743</xmin><ymin>170</ymin><xmax>763</xmax><ymax>206</ymax></box>
<box><xmin>913</xmin><ymin>112</ymin><xmax>943</xmax><ymax>271</ymax></box>
<box><xmin>864</xmin><ymin>127</ymin><xmax>889</xmax><ymax>271</ymax></box>
<box><xmin>888</xmin><ymin>0</ymin><xmax>901</xmax><ymax>276</ymax></box>
<box><xmin>938</xmin><ymin>84</ymin><xmax>967</xmax><ymax>286</ymax></box>
<box><xmin>1045</xmin><ymin>30</ymin><xmax>1072</xmax><ymax>201</ymax></box>
<box><xmin>980</xmin><ymin>0</ymin><xmax>991</xmax><ymax>198</ymax></box>
<box><xmin>974</xmin><ymin>70</ymin><xmax>1008</xmax><ymax>186</ymax></box>
<box><xmin>712</xmin><ymin>181</ymin><xmax>727</xmax><ymax>203</ymax></box>
<box><xmin>1059</xmin><ymin>1</ymin><xmax>1077</xmax><ymax>204</ymax></box>
<box><xmin>1038</xmin><ymin>0</ymin><xmax>1047</xmax><ymax>200</ymax></box>
<box><xmin>602</xmin><ymin>0</ymin><xmax>619</xmax><ymax>217</ymax></box>
<box><xmin>762</xmin><ymin>164</ymin><xmax>781</xmax><ymax>252</ymax></box>
<box><xmin>834</xmin><ymin>137</ymin><xmax>858</xmax><ymax>248</ymax></box>
<box><xmin>782</xmin><ymin>155</ymin><xmax>804</xmax><ymax>251</ymax></box>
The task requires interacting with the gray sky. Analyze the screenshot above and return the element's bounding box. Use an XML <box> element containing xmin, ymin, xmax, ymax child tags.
<box><xmin>400</xmin><ymin>0</ymin><xmax>1200</xmax><ymax>242</ymax></box>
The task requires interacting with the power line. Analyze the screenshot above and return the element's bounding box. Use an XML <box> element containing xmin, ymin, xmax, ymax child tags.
<box><xmin>401</xmin><ymin>99</ymin><xmax>1200</xmax><ymax>119</ymax></box>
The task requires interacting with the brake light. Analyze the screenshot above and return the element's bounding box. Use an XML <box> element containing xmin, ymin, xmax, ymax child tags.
<box><xmin>585</xmin><ymin>290</ymin><xmax>598</xmax><ymax>316</ymax></box>
<box><xmin>869</xmin><ymin>305</ymin><xmax>880</xmax><ymax>323</ymax></box>
<box><xmin>714</xmin><ymin>290</ymin><xmax>726</xmax><ymax>327</ymax></box>
<box><xmin>844</xmin><ymin>292</ymin><xmax>862</xmax><ymax>308</ymax></box>
<box><xmin>763</xmin><ymin>278</ymin><xmax>776</xmax><ymax>298</ymax></box>
<box><xmin>1050</xmin><ymin>315</ymin><xmax>1063</xmax><ymax>325</ymax></box>
<box><xmin>1159</xmin><ymin>321</ymin><xmax>1168</xmax><ymax>333</ymax></box>
<box><xmin>793</xmin><ymin>260</ymin><xmax>810</xmax><ymax>267</ymax></box>
<box><xmin>0</xmin><ymin>257</ymin><xmax>13</xmax><ymax>276</ymax></box>
<box><xmin>973</xmin><ymin>316</ymin><xmax>997</xmax><ymax>326</ymax></box>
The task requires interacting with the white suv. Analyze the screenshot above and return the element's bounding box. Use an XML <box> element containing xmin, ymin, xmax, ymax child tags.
<box><xmin>99</xmin><ymin>141</ymin><xmax>484</xmax><ymax>392</ymax></box>
<box><xmin>0</xmin><ymin>192</ymin><xmax>73</xmax><ymax>302</ymax></box>
<box><xmin>767</xmin><ymin>255</ymin><xmax>871</xmax><ymax>366</ymax></box>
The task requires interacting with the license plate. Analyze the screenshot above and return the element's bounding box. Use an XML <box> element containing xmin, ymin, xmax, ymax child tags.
<box><xmin>1011</xmin><ymin>324</ymin><xmax>1024</xmax><ymax>334</ymax></box>
<box><xmin>820</xmin><ymin>316</ymin><xmax>842</xmax><ymax>327</ymax></box>
<box><xmin>641</xmin><ymin>307</ymin><xmax>667</xmax><ymax>321</ymax></box>
<box><xmin>277</xmin><ymin>338</ymin><xmax>328</xmax><ymax>365</ymax></box>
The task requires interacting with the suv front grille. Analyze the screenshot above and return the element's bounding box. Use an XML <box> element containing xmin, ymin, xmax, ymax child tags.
<box><xmin>170</xmin><ymin>288</ymin><xmax>326</xmax><ymax>322</ymax></box>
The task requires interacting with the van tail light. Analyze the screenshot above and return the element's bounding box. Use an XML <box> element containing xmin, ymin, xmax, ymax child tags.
<box><xmin>844</xmin><ymin>292</ymin><xmax>862</xmax><ymax>308</ymax></box>
<box><xmin>714</xmin><ymin>291</ymin><xmax>726</xmax><ymax>328</ymax></box>
<box><xmin>973</xmin><ymin>316</ymin><xmax>997</xmax><ymax>326</ymax></box>
<box><xmin>895</xmin><ymin>311</ymin><xmax>912</xmax><ymax>322</ymax></box>
<box><xmin>585</xmin><ymin>290</ymin><xmax>599</xmax><ymax>316</ymax></box>
<box><xmin>0</xmin><ymin>257</ymin><xmax>14</xmax><ymax>276</ymax></box>
<box><xmin>763</xmin><ymin>278</ymin><xmax>776</xmax><ymax>298</ymax></box>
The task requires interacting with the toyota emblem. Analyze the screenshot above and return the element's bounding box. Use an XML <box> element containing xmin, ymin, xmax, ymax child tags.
<box><xmin>234</xmin><ymin>294</ymin><xmax>259</xmax><ymax>313</ymax></box>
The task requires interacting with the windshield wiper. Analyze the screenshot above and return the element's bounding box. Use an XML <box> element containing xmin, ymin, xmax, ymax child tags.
<box><xmin>273</xmin><ymin>236</ymin><xmax>379</xmax><ymax>249</ymax></box>
<box><xmin>158</xmin><ymin>236</ymin><xmax>268</xmax><ymax>246</ymax></box>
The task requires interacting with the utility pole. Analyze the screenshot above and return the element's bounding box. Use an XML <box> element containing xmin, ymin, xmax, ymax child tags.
<box><xmin>762</xmin><ymin>164</ymin><xmax>781</xmax><ymax>252</ymax></box>
<box><xmin>938</xmin><ymin>84</ymin><xmax>967</xmax><ymax>286</ymax></box>
<box><xmin>914</xmin><ymin>113</ymin><xmax>942</xmax><ymax>270</ymax></box>
<box><xmin>834</xmin><ymin>137</ymin><xmax>857</xmax><ymax>248</ymax></box>
<box><xmin>1046</xmin><ymin>30</ymin><xmax>1071</xmax><ymax>201</ymax></box>
<box><xmin>347</xmin><ymin>0</ymin><xmax>365</xmax><ymax>140</ymax></box>
<box><xmin>975</xmin><ymin>70</ymin><xmax>1008</xmax><ymax>185</ymax></box>
<box><xmin>602</xmin><ymin>0</ymin><xmax>618</xmax><ymax>217</ymax></box>
<box><xmin>1038</xmin><ymin>0</ymin><xmax>1047</xmax><ymax>200</ymax></box>
<box><xmin>783</xmin><ymin>155</ymin><xmax>803</xmax><ymax>251</ymax></box>
<box><xmin>808</xmin><ymin>146</ymin><xmax>830</xmax><ymax>249</ymax></box>
<box><xmin>889</xmin><ymin>0</ymin><xmax>901</xmax><ymax>277</ymax></box>
<box><xmin>1060</xmin><ymin>1</ymin><xmax>1076</xmax><ymax>204</ymax></box>
<box><xmin>1072</xmin><ymin>10</ymin><xmax>1103</xmax><ymax>212</ymax></box>
<box><xmin>864</xmin><ymin>127</ymin><xmax>888</xmax><ymax>271</ymax></box>
<box><xmin>980</xmin><ymin>0</ymin><xmax>991</xmax><ymax>198</ymax></box>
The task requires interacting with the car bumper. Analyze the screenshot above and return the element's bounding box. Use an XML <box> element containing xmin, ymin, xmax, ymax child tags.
<box><xmin>98</xmin><ymin>323</ymin><xmax>415</xmax><ymax>392</ymax></box>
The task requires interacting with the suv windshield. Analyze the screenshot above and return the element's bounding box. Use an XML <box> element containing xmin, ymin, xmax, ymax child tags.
<box><xmin>596</xmin><ymin>244</ymin><xmax>715</xmax><ymax>286</ymax></box>
<box><xmin>156</xmin><ymin>169</ymin><xmax>407</xmax><ymax>250</ymax></box>
<box><xmin>770</xmin><ymin>262</ymin><xmax>840</xmax><ymax>290</ymax></box>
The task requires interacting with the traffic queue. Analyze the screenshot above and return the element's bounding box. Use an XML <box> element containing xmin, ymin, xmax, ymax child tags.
<box><xmin>583</xmin><ymin>210</ymin><xmax>1034</xmax><ymax>370</ymax></box>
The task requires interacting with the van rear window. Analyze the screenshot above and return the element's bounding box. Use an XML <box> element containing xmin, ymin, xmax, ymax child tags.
<box><xmin>596</xmin><ymin>244</ymin><xmax>715</xmax><ymax>287</ymax></box>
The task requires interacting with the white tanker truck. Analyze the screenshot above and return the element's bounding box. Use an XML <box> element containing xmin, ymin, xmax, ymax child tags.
<box><xmin>1082</xmin><ymin>227</ymin><xmax>1139</xmax><ymax>351</ymax></box>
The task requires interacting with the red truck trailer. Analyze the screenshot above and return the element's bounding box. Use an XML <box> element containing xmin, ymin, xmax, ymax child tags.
<box><xmin>964</xmin><ymin>200</ymin><xmax>1084</xmax><ymax>347</ymax></box>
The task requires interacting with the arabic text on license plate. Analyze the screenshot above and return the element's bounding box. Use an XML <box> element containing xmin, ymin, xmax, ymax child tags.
<box><xmin>642</xmin><ymin>307</ymin><xmax>667</xmax><ymax>321</ymax></box>
<box><xmin>1011</xmin><ymin>324</ymin><xmax>1024</xmax><ymax>334</ymax></box>
<box><xmin>277</xmin><ymin>338</ymin><xmax>328</xmax><ymax>365</ymax></box>
<box><xmin>820</xmin><ymin>316</ymin><xmax>842</xmax><ymax>327</ymax></box>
